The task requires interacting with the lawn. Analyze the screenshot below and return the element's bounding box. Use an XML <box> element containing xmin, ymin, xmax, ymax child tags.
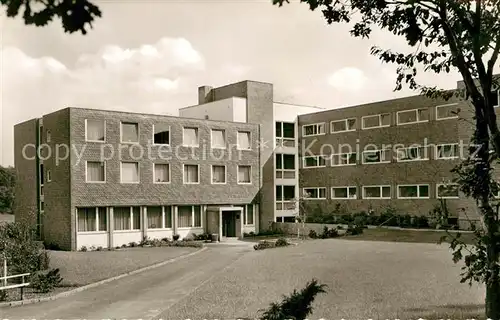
<box><xmin>0</xmin><ymin>213</ymin><xmax>14</xmax><ymax>224</ymax></box>
<box><xmin>157</xmin><ymin>239</ymin><xmax>485</xmax><ymax>320</ymax></box>
<box><xmin>50</xmin><ymin>246</ymin><xmax>199</xmax><ymax>286</ymax></box>
<box><xmin>343</xmin><ymin>227</ymin><xmax>477</xmax><ymax>245</ymax></box>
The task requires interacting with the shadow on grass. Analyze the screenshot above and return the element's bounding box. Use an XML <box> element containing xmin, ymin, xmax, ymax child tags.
<box><xmin>403</xmin><ymin>303</ymin><xmax>484</xmax><ymax>319</ymax></box>
<box><xmin>342</xmin><ymin>228</ymin><xmax>477</xmax><ymax>245</ymax></box>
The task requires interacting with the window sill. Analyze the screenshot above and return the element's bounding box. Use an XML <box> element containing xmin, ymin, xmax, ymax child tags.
<box><xmin>120</xmin><ymin>142</ymin><xmax>140</xmax><ymax>145</ymax></box>
<box><xmin>361</xmin><ymin>125</ymin><xmax>391</xmax><ymax>130</ymax></box>
<box><xmin>113</xmin><ymin>229</ymin><xmax>141</xmax><ymax>233</ymax></box>
<box><xmin>147</xmin><ymin>228</ymin><xmax>173</xmax><ymax>231</ymax></box>
<box><xmin>85</xmin><ymin>140</ymin><xmax>106</xmax><ymax>143</ymax></box>
<box><xmin>77</xmin><ymin>231</ymin><xmax>108</xmax><ymax>235</ymax></box>
<box><xmin>177</xmin><ymin>227</ymin><xmax>203</xmax><ymax>230</ymax></box>
<box><xmin>86</xmin><ymin>181</ymin><xmax>107</xmax><ymax>184</ymax></box>
<box><xmin>330</xmin><ymin>129</ymin><xmax>356</xmax><ymax>134</ymax></box>
<box><xmin>154</xmin><ymin>181</ymin><xmax>171</xmax><ymax>184</ymax></box>
<box><xmin>396</xmin><ymin>120</ymin><xmax>429</xmax><ymax>126</ymax></box>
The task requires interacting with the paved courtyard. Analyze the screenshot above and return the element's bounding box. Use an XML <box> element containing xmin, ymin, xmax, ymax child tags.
<box><xmin>157</xmin><ymin>239</ymin><xmax>485</xmax><ymax>320</ymax></box>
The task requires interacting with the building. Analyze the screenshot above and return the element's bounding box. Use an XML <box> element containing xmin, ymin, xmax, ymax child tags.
<box><xmin>13</xmin><ymin>77</ymin><xmax>499</xmax><ymax>250</ymax></box>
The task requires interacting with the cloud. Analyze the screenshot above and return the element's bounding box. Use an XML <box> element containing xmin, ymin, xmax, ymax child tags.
<box><xmin>327</xmin><ymin>67</ymin><xmax>369</xmax><ymax>92</ymax></box>
<box><xmin>0</xmin><ymin>37</ymin><xmax>205</xmax><ymax>165</ymax></box>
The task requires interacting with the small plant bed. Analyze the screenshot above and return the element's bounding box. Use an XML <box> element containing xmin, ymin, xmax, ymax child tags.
<box><xmin>243</xmin><ymin>230</ymin><xmax>287</xmax><ymax>242</ymax></box>
<box><xmin>341</xmin><ymin>228</ymin><xmax>477</xmax><ymax>244</ymax></box>
<box><xmin>253</xmin><ymin>237</ymin><xmax>290</xmax><ymax>250</ymax></box>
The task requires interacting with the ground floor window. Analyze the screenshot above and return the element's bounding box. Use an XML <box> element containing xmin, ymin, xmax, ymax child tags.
<box><xmin>77</xmin><ymin>207</ymin><xmax>107</xmax><ymax>232</ymax></box>
<box><xmin>283</xmin><ymin>216</ymin><xmax>295</xmax><ymax>223</ymax></box>
<box><xmin>244</xmin><ymin>204</ymin><xmax>254</xmax><ymax>225</ymax></box>
<box><xmin>178</xmin><ymin>205</ymin><xmax>202</xmax><ymax>228</ymax></box>
<box><xmin>147</xmin><ymin>206</ymin><xmax>173</xmax><ymax>229</ymax></box>
<box><xmin>114</xmin><ymin>206</ymin><xmax>141</xmax><ymax>230</ymax></box>
<box><xmin>276</xmin><ymin>216</ymin><xmax>283</xmax><ymax>223</ymax></box>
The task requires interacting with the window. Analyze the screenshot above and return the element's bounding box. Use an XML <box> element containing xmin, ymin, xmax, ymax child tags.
<box><xmin>437</xmin><ymin>184</ymin><xmax>460</xmax><ymax>199</ymax></box>
<box><xmin>77</xmin><ymin>207</ymin><xmax>107</xmax><ymax>232</ymax></box>
<box><xmin>184</xmin><ymin>164</ymin><xmax>200</xmax><ymax>184</ymax></box>
<box><xmin>489</xmin><ymin>88</ymin><xmax>499</xmax><ymax>107</ymax></box>
<box><xmin>331</xmin><ymin>153</ymin><xmax>357</xmax><ymax>166</ymax></box>
<box><xmin>147</xmin><ymin>206</ymin><xmax>172</xmax><ymax>229</ymax></box>
<box><xmin>183</xmin><ymin>127</ymin><xmax>199</xmax><ymax>147</ymax></box>
<box><xmin>237</xmin><ymin>131</ymin><xmax>251</xmax><ymax>150</ymax></box>
<box><xmin>436</xmin><ymin>103</ymin><xmax>459</xmax><ymax>120</ymax></box>
<box><xmin>331</xmin><ymin>118</ymin><xmax>356</xmax><ymax>133</ymax></box>
<box><xmin>86</xmin><ymin>119</ymin><xmax>105</xmax><ymax>142</ymax></box>
<box><xmin>178</xmin><ymin>205</ymin><xmax>202</xmax><ymax>228</ymax></box>
<box><xmin>40</xmin><ymin>201</ymin><xmax>44</xmax><ymax>212</ymax></box>
<box><xmin>397</xmin><ymin>185</ymin><xmax>429</xmax><ymax>199</ymax></box>
<box><xmin>40</xmin><ymin>186</ymin><xmax>43</xmax><ymax>196</ymax></box>
<box><xmin>302</xmin><ymin>155</ymin><xmax>326</xmax><ymax>168</ymax></box>
<box><xmin>276</xmin><ymin>185</ymin><xmax>296</xmax><ymax>210</ymax></box>
<box><xmin>276</xmin><ymin>122</ymin><xmax>295</xmax><ymax>147</ymax></box>
<box><xmin>46</xmin><ymin>130</ymin><xmax>51</xmax><ymax>143</ymax></box>
<box><xmin>397</xmin><ymin>108</ymin><xmax>429</xmax><ymax>125</ymax></box>
<box><xmin>211</xmin><ymin>129</ymin><xmax>226</xmax><ymax>149</ymax></box>
<box><xmin>47</xmin><ymin>170</ymin><xmax>52</xmax><ymax>182</ymax></box>
<box><xmin>238</xmin><ymin>165</ymin><xmax>251</xmax><ymax>184</ymax></box>
<box><xmin>302</xmin><ymin>187</ymin><xmax>326</xmax><ymax>199</ymax></box>
<box><xmin>39</xmin><ymin>125</ymin><xmax>43</xmax><ymax>143</ymax></box>
<box><xmin>113</xmin><ymin>207</ymin><xmax>141</xmax><ymax>230</ymax></box>
<box><xmin>362</xmin><ymin>148</ymin><xmax>390</xmax><ymax>164</ymax></box>
<box><xmin>283</xmin><ymin>217</ymin><xmax>295</xmax><ymax>223</ymax></box>
<box><xmin>362</xmin><ymin>113</ymin><xmax>391</xmax><ymax>129</ymax></box>
<box><xmin>154</xmin><ymin>163</ymin><xmax>170</xmax><ymax>183</ymax></box>
<box><xmin>40</xmin><ymin>164</ymin><xmax>44</xmax><ymax>185</ymax></box>
<box><xmin>396</xmin><ymin>146</ymin><xmax>428</xmax><ymax>162</ymax></box>
<box><xmin>435</xmin><ymin>144</ymin><xmax>460</xmax><ymax>159</ymax></box>
<box><xmin>245</xmin><ymin>204</ymin><xmax>254</xmax><ymax>225</ymax></box>
<box><xmin>211</xmin><ymin>165</ymin><xmax>226</xmax><ymax>184</ymax></box>
<box><xmin>276</xmin><ymin>154</ymin><xmax>295</xmax><ymax>179</ymax></box>
<box><xmin>86</xmin><ymin>161</ymin><xmax>105</xmax><ymax>182</ymax></box>
<box><xmin>302</xmin><ymin>123</ymin><xmax>325</xmax><ymax>137</ymax></box>
<box><xmin>362</xmin><ymin>185</ymin><xmax>391</xmax><ymax>199</ymax></box>
<box><xmin>121</xmin><ymin>122</ymin><xmax>139</xmax><ymax>143</ymax></box>
<box><xmin>331</xmin><ymin>187</ymin><xmax>357</xmax><ymax>199</ymax></box>
<box><xmin>153</xmin><ymin>124</ymin><xmax>170</xmax><ymax>145</ymax></box>
<box><xmin>121</xmin><ymin>162</ymin><xmax>139</xmax><ymax>183</ymax></box>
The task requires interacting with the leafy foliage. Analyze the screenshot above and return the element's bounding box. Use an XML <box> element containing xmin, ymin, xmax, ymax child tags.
<box><xmin>259</xmin><ymin>279</ymin><xmax>327</xmax><ymax>320</ymax></box>
<box><xmin>1</xmin><ymin>0</ymin><xmax>102</xmax><ymax>34</ymax></box>
<box><xmin>30</xmin><ymin>268</ymin><xmax>63</xmax><ymax>293</ymax></box>
<box><xmin>0</xmin><ymin>166</ymin><xmax>15</xmax><ymax>213</ymax></box>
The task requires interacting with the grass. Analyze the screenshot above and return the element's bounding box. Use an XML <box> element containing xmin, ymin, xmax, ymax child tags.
<box><xmin>342</xmin><ymin>227</ymin><xmax>477</xmax><ymax>245</ymax></box>
<box><xmin>0</xmin><ymin>213</ymin><xmax>14</xmax><ymax>224</ymax></box>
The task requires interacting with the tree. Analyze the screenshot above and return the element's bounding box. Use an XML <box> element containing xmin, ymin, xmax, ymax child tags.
<box><xmin>1</xmin><ymin>0</ymin><xmax>101</xmax><ymax>34</ymax></box>
<box><xmin>273</xmin><ymin>0</ymin><xmax>500</xmax><ymax>318</ymax></box>
<box><xmin>294</xmin><ymin>192</ymin><xmax>310</xmax><ymax>239</ymax></box>
<box><xmin>0</xmin><ymin>166</ymin><xmax>15</xmax><ymax>214</ymax></box>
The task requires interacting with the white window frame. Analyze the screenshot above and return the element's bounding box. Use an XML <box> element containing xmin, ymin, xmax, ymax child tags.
<box><xmin>77</xmin><ymin>207</ymin><xmax>108</xmax><ymax>233</ymax></box>
<box><xmin>396</xmin><ymin>108</ymin><xmax>429</xmax><ymax>126</ymax></box>
<box><xmin>85</xmin><ymin>119</ymin><xmax>106</xmax><ymax>143</ymax></box>
<box><xmin>146</xmin><ymin>206</ymin><xmax>173</xmax><ymax>230</ymax></box>
<box><xmin>362</xmin><ymin>149</ymin><xmax>391</xmax><ymax>164</ymax></box>
<box><xmin>85</xmin><ymin>161</ymin><xmax>106</xmax><ymax>183</ymax></box>
<box><xmin>211</xmin><ymin>129</ymin><xmax>226</xmax><ymax>149</ymax></box>
<box><xmin>331</xmin><ymin>186</ymin><xmax>357</xmax><ymax>199</ymax></box>
<box><xmin>237</xmin><ymin>165</ymin><xmax>252</xmax><ymax>184</ymax></box>
<box><xmin>244</xmin><ymin>204</ymin><xmax>255</xmax><ymax>226</ymax></box>
<box><xmin>177</xmin><ymin>205</ymin><xmax>202</xmax><ymax>229</ymax></box>
<box><xmin>362</xmin><ymin>185</ymin><xmax>391</xmax><ymax>199</ymax></box>
<box><xmin>302</xmin><ymin>155</ymin><xmax>327</xmax><ymax>168</ymax></box>
<box><xmin>396</xmin><ymin>146</ymin><xmax>428</xmax><ymax>162</ymax></box>
<box><xmin>302</xmin><ymin>187</ymin><xmax>327</xmax><ymax>200</ymax></box>
<box><xmin>120</xmin><ymin>162</ymin><xmax>140</xmax><ymax>184</ymax></box>
<box><xmin>47</xmin><ymin>170</ymin><xmax>52</xmax><ymax>182</ymax></box>
<box><xmin>275</xmin><ymin>153</ymin><xmax>296</xmax><ymax>179</ymax></box>
<box><xmin>330</xmin><ymin>118</ymin><xmax>356</xmax><ymax>133</ymax></box>
<box><xmin>397</xmin><ymin>184</ymin><xmax>430</xmax><ymax>199</ymax></box>
<box><xmin>153</xmin><ymin>163</ymin><xmax>170</xmax><ymax>184</ymax></box>
<box><xmin>435</xmin><ymin>143</ymin><xmax>460</xmax><ymax>160</ymax></box>
<box><xmin>120</xmin><ymin>121</ymin><xmax>140</xmax><ymax>144</ymax></box>
<box><xmin>46</xmin><ymin>130</ymin><xmax>51</xmax><ymax>143</ymax></box>
<box><xmin>361</xmin><ymin>113</ymin><xmax>391</xmax><ymax>130</ymax></box>
<box><xmin>492</xmin><ymin>88</ymin><xmax>499</xmax><ymax>108</ymax></box>
<box><xmin>275</xmin><ymin>122</ymin><xmax>296</xmax><ymax>147</ymax></box>
<box><xmin>182</xmin><ymin>127</ymin><xmax>199</xmax><ymax>147</ymax></box>
<box><xmin>183</xmin><ymin>164</ymin><xmax>200</xmax><ymax>184</ymax></box>
<box><xmin>436</xmin><ymin>183</ymin><xmax>460</xmax><ymax>199</ymax></box>
<box><xmin>113</xmin><ymin>207</ymin><xmax>141</xmax><ymax>231</ymax></box>
<box><xmin>211</xmin><ymin>165</ymin><xmax>227</xmax><ymax>184</ymax></box>
<box><xmin>435</xmin><ymin>103</ymin><xmax>459</xmax><ymax>121</ymax></box>
<box><xmin>331</xmin><ymin>153</ymin><xmax>357</xmax><ymax>166</ymax></box>
<box><xmin>152</xmin><ymin>124</ymin><xmax>170</xmax><ymax>146</ymax></box>
<box><xmin>302</xmin><ymin>123</ymin><xmax>325</xmax><ymax>137</ymax></box>
<box><xmin>276</xmin><ymin>185</ymin><xmax>296</xmax><ymax>211</ymax></box>
<box><xmin>237</xmin><ymin>131</ymin><xmax>252</xmax><ymax>150</ymax></box>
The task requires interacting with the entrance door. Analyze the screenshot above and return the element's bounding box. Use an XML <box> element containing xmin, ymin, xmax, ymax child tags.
<box><xmin>222</xmin><ymin>211</ymin><xmax>237</xmax><ymax>237</ymax></box>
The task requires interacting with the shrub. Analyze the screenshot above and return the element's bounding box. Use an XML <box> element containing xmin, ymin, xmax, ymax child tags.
<box><xmin>308</xmin><ymin>229</ymin><xmax>318</xmax><ymax>239</ymax></box>
<box><xmin>346</xmin><ymin>224</ymin><xmax>364</xmax><ymax>235</ymax></box>
<box><xmin>30</xmin><ymin>268</ymin><xmax>63</xmax><ymax>293</ymax></box>
<box><xmin>163</xmin><ymin>241</ymin><xmax>203</xmax><ymax>248</ymax></box>
<box><xmin>37</xmin><ymin>250</ymin><xmax>50</xmax><ymax>271</ymax></box>
<box><xmin>173</xmin><ymin>234</ymin><xmax>180</xmax><ymax>241</ymax></box>
<box><xmin>128</xmin><ymin>242</ymin><xmax>137</xmax><ymax>248</ymax></box>
<box><xmin>275</xmin><ymin>237</ymin><xmax>289</xmax><ymax>247</ymax></box>
<box><xmin>0</xmin><ymin>290</ymin><xmax>7</xmax><ymax>302</ymax></box>
<box><xmin>259</xmin><ymin>279</ymin><xmax>327</xmax><ymax>320</ymax></box>
<box><xmin>139</xmin><ymin>236</ymin><xmax>153</xmax><ymax>247</ymax></box>
<box><xmin>253</xmin><ymin>240</ymin><xmax>275</xmax><ymax>250</ymax></box>
<box><xmin>193</xmin><ymin>233</ymin><xmax>212</xmax><ymax>241</ymax></box>
<box><xmin>43</xmin><ymin>242</ymin><xmax>62</xmax><ymax>251</ymax></box>
<box><xmin>399</xmin><ymin>214</ymin><xmax>412</xmax><ymax>228</ymax></box>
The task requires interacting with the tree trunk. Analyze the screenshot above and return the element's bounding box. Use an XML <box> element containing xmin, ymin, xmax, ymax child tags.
<box><xmin>475</xmin><ymin>110</ymin><xmax>500</xmax><ymax>320</ymax></box>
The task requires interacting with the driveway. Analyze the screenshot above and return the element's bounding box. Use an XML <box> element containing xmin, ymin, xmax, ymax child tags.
<box><xmin>0</xmin><ymin>239</ymin><xmax>485</xmax><ymax>319</ymax></box>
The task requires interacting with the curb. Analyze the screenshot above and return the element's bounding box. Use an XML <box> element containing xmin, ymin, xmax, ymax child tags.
<box><xmin>0</xmin><ymin>246</ymin><xmax>208</xmax><ymax>308</ymax></box>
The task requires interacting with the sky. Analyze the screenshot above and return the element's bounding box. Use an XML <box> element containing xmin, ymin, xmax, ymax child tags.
<box><xmin>0</xmin><ymin>0</ymin><xmax>487</xmax><ymax>166</ymax></box>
